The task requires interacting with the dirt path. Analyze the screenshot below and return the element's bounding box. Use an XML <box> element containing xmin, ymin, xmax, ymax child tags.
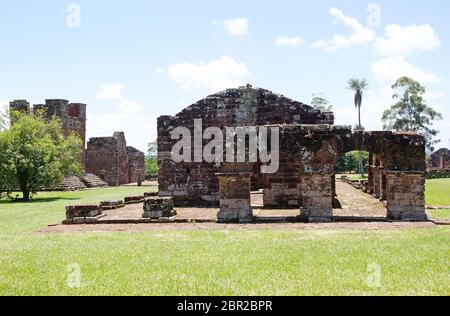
<box><xmin>333</xmin><ymin>181</ymin><xmax>387</xmax><ymax>218</ymax></box>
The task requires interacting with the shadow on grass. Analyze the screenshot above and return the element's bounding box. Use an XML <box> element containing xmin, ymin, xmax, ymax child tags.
<box><xmin>0</xmin><ymin>197</ymin><xmax>80</xmax><ymax>204</ymax></box>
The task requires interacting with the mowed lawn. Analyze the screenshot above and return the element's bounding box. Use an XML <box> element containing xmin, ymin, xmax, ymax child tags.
<box><xmin>0</xmin><ymin>184</ymin><xmax>449</xmax><ymax>296</ymax></box>
<box><xmin>426</xmin><ymin>179</ymin><xmax>450</xmax><ymax>206</ymax></box>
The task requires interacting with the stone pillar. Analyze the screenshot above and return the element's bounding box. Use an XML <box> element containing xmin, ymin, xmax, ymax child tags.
<box><xmin>368</xmin><ymin>153</ymin><xmax>374</xmax><ymax>194</ymax></box>
<box><xmin>300</xmin><ymin>173</ymin><xmax>333</xmax><ymax>222</ymax></box>
<box><xmin>372</xmin><ymin>167</ymin><xmax>381</xmax><ymax>199</ymax></box>
<box><xmin>216</xmin><ymin>172</ymin><xmax>253</xmax><ymax>223</ymax></box>
<box><xmin>385</xmin><ymin>172</ymin><xmax>427</xmax><ymax>221</ymax></box>
<box><xmin>380</xmin><ymin>168</ymin><xmax>387</xmax><ymax>201</ymax></box>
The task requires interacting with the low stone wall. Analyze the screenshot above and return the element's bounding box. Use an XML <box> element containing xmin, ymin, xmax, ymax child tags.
<box><xmin>80</xmin><ymin>174</ymin><xmax>108</xmax><ymax>188</ymax></box>
<box><xmin>142</xmin><ymin>197</ymin><xmax>175</xmax><ymax>219</ymax></box>
<box><xmin>54</xmin><ymin>176</ymin><xmax>87</xmax><ymax>191</ymax></box>
<box><xmin>64</xmin><ymin>205</ymin><xmax>103</xmax><ymax>225</ymax></box>
<box><xmin>340</xmin><ymin>176</ymin><xmax>370</xmax><ymax>192</ymax></box>
<box><xmin>100</xmin><ymin>200</ymin><xmax>125</xmax><ymax>210</ymax></box>
<box><xmin>144</xmin><ymin>192</ymin><xmax>159</xmax><ymax>197</ymax></box>
<box><xmin>124</xmin><ymin>196</ymin><xmax>145</xmax><ymax>204</ymax></box>
<box><xmin>62</xmin><ymin>192</ymin><xmax>165</xmax><ymax>225</ymax></box>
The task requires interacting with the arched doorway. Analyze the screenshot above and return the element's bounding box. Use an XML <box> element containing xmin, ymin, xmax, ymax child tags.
<box><xmin>333</xmin><ymin>150</ymin><xmax>388</xmax><ymax>220</ymax></box>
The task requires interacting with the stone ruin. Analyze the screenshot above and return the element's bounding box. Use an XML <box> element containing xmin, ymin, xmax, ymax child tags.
<box><xmin>429</xmin><ymin>148</ymin><xmax>450</xmax><ymax>171</ymax></box>
<box><xmin>85</xmin><ymin>132</ymin><xmax>145</xmax><ymax>186</ymax></box>
<box><xmin>158</xmin><ymin>85</ymin><xmax>334</xmax><ymax>207</ymax></box>
<box><xmin>157</xmin><ymin>85</ymin><xmax>427</xmax><ymax>223</ymax></box>
<box><xmin>63</xmin><ymin>193</ymin><xmax>174</xmax><ymax>225</ymax></box>
<box><xmin>10</xmin><ymin>99</ymin><xmax>86</xmax><ymax>160</ymax></box>
<box><xmin>9</xmin><ymin>99</ymin><xmax>145</xmax><ymax>188</ymax></box>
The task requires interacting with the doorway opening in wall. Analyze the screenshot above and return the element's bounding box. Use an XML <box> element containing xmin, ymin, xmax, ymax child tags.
<box><xmin>333</xmin><ymin>150</ymin><xmax>388</xmax><ymax>221</ymax></box>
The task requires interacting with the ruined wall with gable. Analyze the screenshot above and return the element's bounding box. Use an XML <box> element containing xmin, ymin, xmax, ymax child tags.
<box><xmin>157</xmin><ymin>85</ymin><xmax>334</xmax><ymax>207</ymax></box>
<box><xmin>85</xmin><ymin>132</ymin><xmax>145</xmax><ymax>186</ymax></box>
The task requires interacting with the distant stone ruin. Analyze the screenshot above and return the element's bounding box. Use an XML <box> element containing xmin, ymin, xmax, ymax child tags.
<box><xmin>429</xmin><ymin>148</ymin><xmax>450</xmax><ymax>171</ymax></box>
<box><xmin>10</xmin><ymin>99</ymin><xmax>86</xmax><ymax>161</ymax></box>
<box><xmin>9</xmin><ymin>99</ymin><xmax>145</xmax><ymax>188</ymax></box>
<box><xmin>85</xmin><ymin>132</ymin><xmax>145</xmax><ymax>186</ymax></box>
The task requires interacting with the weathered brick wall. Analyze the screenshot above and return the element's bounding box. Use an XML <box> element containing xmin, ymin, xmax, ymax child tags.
<box><xmin>274</xmin><ymin>125</ymin><xmax>426</xmax><ymax>220</ymax></box>
<box><xmin>158</xmin><ymin>85</ymin><xmax>334</xmax><ymax>207</ymax></box>
<box><xmin>85</xmin><ymin>136</ymin><xmax>123</xmax><ymax>186</ymax></box>
<box><xmin>429</xmin><ymin>148</ymin><xmax>450</xmax><ymax>170</ymax></box>
<box><xmin>263</xmin><ymin>155</ymin><xmax>302</xmax><ymax>208</ymax></box>
<box><xmin>113</xmin><ymin>132</ymin><xmax>129</xmax><ymax>185</ymax></box>
<box><xmin>9</xmin><ymin>100</ymin><xmax>31</xmax><ymax>115</ymax></box>
<box><xmin>126</xmin><ymin>146</ymin><xmax>145</xmax><ymax>183</ymax></box>
<box><xmin>442</xmin><ymin>154</ymin><xmax>450</xmax><ymax>169</ymax></box>
<box><xmin>85</xmin><ymin>132</ymin><xmax>145</xmax><ymax>186</ymax></box>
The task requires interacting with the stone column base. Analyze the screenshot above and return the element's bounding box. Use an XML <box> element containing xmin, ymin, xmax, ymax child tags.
<box><xmin>300</xmin><ymin>173</ymin><xmax>334</xmax><ymax>223</ymax></box>
<box><xmin>217</xmin><ymin>208</ymin><xmax>253</xmax><ymax>223</ymax></box>
<box><xmin>385</xmin><ymin>172</ymin><xmax>427</xmax><ymax>221</ymax></box>
<box><xmin>216</xmin><ymin>171</ymin><xmax>253</xmax><ymax>223</ymax></box>
<box><xmin>300</xmin><ymin>207</ymin><xmax>333</xmax><ymax>222</ymax></box>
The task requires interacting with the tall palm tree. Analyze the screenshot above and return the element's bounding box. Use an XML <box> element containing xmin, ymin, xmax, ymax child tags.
<box><xmin>347</xmin><ymin>78</ymin><xmax>369</xmax><ymax>176</ymax></box>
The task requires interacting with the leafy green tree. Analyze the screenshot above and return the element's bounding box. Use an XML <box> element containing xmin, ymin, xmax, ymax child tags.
<box><xmin>347</xmin><ymin>78</ymin><xmax>369</xmax><ymax>176</ymax></box>
<box><xmin>382</xmin><ymin>76</ymin><xmax>443</xmax><ymax>151</ymax></box>
<box><xmin>145</xmin><ymin>141</ymin><xmax>159</xmax><ymax>179</ymax></box>
<box><xmin>0</xmin><ymin>111</ymin><xmax>82</xmax><ymax>201</ymax></box>
<box><xmin>336</xmin><ymin>151</ymin><xmax>369</xmax><ymax>174</ymax></box>
<box><xmin>311</xmin><ymin>93</ymin><xmax>333</xmax><ymax>111</ymax></box>
<box><xmin>145</xmin><ymin>157</ymin><xmax>159</xmax><ymax>179</ymax></box>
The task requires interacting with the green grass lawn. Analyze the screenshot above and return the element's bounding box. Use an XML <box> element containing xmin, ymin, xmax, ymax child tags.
<box><xmin>431</xmin><ymin>210</ymin><xmax>450</xmax><ymax>220</ymax></box>
<box><xmin>426</xmin><ymin>179</ymin><xmax>450</xmax><ymax>206</ymax></box>
<box><xmin>0</xmin><ymin>185</ymin><xmax>449</xmax><ymax>296</ymax></box>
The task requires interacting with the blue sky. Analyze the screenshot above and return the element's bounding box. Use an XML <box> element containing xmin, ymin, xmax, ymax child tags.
<box><xmin>0</xmin><ymin>0</ymin><xmax>449</xmax><ymax>152</ymax></box>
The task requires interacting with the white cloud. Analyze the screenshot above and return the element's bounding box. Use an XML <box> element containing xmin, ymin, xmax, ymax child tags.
<box><xmin>88</xmin><ymin>99</ymin><xmax>154</xmax><ymax>152</ymax></box>
<box><xmin>372</xmin><ymin>55</ymin><xmax>441</xmax><ymax>84</ymax></box>
<box><xmin>312</xmin><ymin>7</ymin><xmax>376</xmax><ymax>52</ymax></box>
<box><xmin>167</xmin><ymin>56</ymin><xmax>251</xmax><ymax>92</ymax></box>
<box><xmin>90</xmin><ymin>85</ymin><xmax>153</xmax><ymax>151</ymax></box>
<box><xmin>374</xmin><ymin>24</ymin><xmax>441</xmax><ymax>56</ymax></box>
<box><xmin>95</xmin><ymin>83</ymin><xmax>124</xmax><ymax>100</ymax></box>
<box><xmin>222</xmin><ymin>18</ymin><xmax>248</xmax><ymax>37</ymax></box>
<box><xmin>275</xmin><ymin>36</ymin><xmax>304</xmax><ymax>47</ymax></box>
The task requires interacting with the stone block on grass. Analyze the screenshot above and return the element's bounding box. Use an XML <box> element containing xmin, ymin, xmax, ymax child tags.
<box><xmin>142</xmin><ymin>197</ymin><xmax>175</xmax><ymax>219</ymax></box>
<box><xmin>66</xmin><ymin>205</ymin><xmax>101</xmax><ymax>219</ymax></box>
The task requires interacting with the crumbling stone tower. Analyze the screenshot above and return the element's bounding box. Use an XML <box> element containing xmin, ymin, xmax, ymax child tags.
<box><xmin>9</xmin><ymin>99</ymin><xmax>87</xmax><ymax>158</ymax></box>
